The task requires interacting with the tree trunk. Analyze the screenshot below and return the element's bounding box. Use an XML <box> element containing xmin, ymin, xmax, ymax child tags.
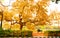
<box><xmin>0</xmin><ymin>11</ymin><xmax>3</xmax><ymax>26</ymax></box>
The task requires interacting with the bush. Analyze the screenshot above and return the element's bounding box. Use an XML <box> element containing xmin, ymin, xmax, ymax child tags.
<box><xmin>45</xmin><ymin>31</ymin><xmax>60</xmax><ymax>36</ymax></box>
<box><xmin>21</xmin><ymin>31</ymin><xmax>32</xmax><ymax>37</ymax></box>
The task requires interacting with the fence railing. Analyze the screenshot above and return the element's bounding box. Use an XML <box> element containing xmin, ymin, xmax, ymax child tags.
<box><xmin>0</xmin><ymin>36</ymin><xmax>60</xmax><ymax>38</ymax></box>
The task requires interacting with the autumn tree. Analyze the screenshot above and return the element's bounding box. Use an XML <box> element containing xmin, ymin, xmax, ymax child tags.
<box><xmin>0</xmin><ymin>0</ymin><xmax>50</xmax><ymax>30</ymax></box>
<box><xmin>0</xmin><ymin>0</ymin><xmax>21</xmax><ymax>30</ymax></box>
<box><xmin>11</xmin><ymin>0</ymin><xmax>50</xmax><ymax>30</ymax></box>
<box><xmin>49</xmin><ymin>10</ymin><xmax>60</xmax><ymax>25</ymax></box>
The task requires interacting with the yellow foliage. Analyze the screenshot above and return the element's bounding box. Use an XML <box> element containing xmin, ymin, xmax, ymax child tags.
<box><xmin>3</xmin><ymin>11</ymin><xmax>13</xmax><ymax>21</ymax></box>
<box><xmin>2</xmin><ymin>22</ymin><xmax>11</xmax><ymax>30</ymax></box>
<box><xmin>26</xmin><ymin>22</ymin><xmax>35</xmax><ymax>31</ymax></box>
<box><xmin>11</xmin><ymin>24</ymin><xmax>20</xmax><ymax>30</ymax></box>
<box><xmin>12</xmin><ymin>0</ymin><xmax>28</xmax><ymax>13</ymax></box>
<box><xmin>12</xmin><ymin>14</ymin><xmax>19</xmax><ymax>21</ymax></box>
<box><xmin>13</xmin><ymin>16</ymin><xmax>19</xmax><ymax>21</ymax></box>
<box><xmin>49</xmin><ymin>12</ymin><xmax>60</xmax><ymax>20</ymax></box>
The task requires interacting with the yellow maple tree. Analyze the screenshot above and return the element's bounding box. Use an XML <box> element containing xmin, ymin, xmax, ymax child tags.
<box><xmin>11</xmin><ymin>0</ymin><xmax>50</xmax><ymax>29</ymax></box>
<box><xmin>1</xmin><ymin>0</ymin><xmax>50</xmax><ymax>30</ymax></box>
